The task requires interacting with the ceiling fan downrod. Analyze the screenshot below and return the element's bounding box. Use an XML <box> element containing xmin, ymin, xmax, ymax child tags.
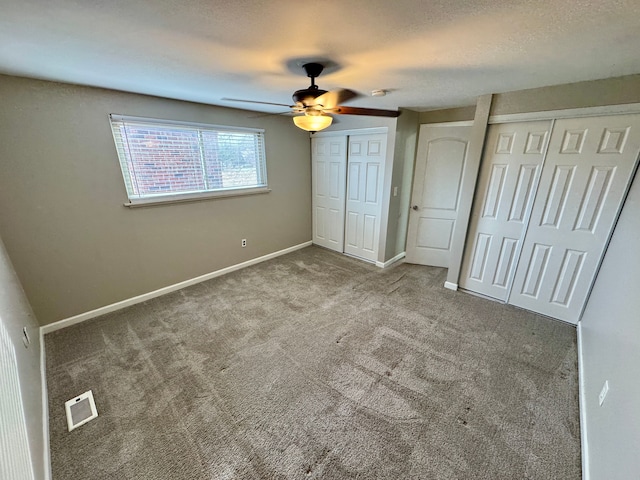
<box><xmin>293</xmin><ymin>63</ymin><xmax>327</xmax><ymax>105</ymax></box>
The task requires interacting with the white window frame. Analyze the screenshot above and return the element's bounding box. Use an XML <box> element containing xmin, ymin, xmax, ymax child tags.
<box><xmin>109</xmin><ymin>114</ymin><xmax>269</xmax><ymax>207</ymax></box>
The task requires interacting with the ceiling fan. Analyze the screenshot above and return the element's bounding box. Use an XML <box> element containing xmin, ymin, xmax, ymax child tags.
<box><xmin>223</xmin><ymin>62</ymin><xmax>401</xmax><ymax>132</ymax></box>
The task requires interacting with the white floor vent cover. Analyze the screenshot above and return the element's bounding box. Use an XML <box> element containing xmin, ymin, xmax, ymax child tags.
<box><xmin>65</xmin><ymin>390</ymin><xmax>98</xmax><ymax>431</ymax></box>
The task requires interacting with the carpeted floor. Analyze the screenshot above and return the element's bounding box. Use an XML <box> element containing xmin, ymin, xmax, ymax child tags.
<box><xmin>45</xmin><ymin>246</ymin><xmax>581</xmax><ymax>479</ymax></box>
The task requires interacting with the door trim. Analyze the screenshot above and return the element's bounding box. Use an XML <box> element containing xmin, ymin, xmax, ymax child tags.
<box><xmin>420</xmin><ymin>121</ymin><xmax>474</xmax><ymax>127</ymax></box>
<box><xmin>576</xmin><ymin>322</ymin><xmax>590</xmax><ymax>480</ymax></box>
<box><xmin>489</xmin><ymin>102</ymin><xmax>640</xmax><ymax>124</ymax></box>
<box><xmin>312</xmin><ymin>127</ymin><xmax>388</xmax><ymax>137</ymax></box>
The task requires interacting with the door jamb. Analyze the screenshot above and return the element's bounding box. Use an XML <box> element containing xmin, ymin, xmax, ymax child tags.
<box><xmin>489</xmin><ymin>103</ymin><xmax>640</xmax><ymax>124</ymax></box>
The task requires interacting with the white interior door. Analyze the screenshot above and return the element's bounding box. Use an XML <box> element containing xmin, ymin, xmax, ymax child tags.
<box><xmin>344</xmin><ymin>133</ymin><xmax>387</xmax><ymax>262</ymax></box>
<box><xmin>460</xmin><ymin>121</ymin><xmax>552</xmax><ymax>300</ymax></box>
<box><xmin>312</xmin><ymin>136</ymin><xmax>347</xmax><ymax>252</ymax></box>
<box><xmin>509</xmin><ymin>114</ymin><xmax>640</xmax><ymax>323</ymax></box>
<box><xmin>406</xmin><ymin>124</ymin><xmax>471</xmax><ymax>267</ymax></box>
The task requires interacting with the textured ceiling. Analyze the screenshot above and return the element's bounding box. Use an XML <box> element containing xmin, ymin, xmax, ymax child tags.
<box><xmin>2</xmin><ymin>0</ymin><xmax>640</xmax><ymax>113</ymax></box>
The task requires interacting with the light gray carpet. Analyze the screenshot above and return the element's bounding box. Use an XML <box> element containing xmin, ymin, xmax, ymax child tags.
<box><xmin>45</xmin><ymin>246</ymin><xmax>581</xmax><ymax>479</ymax></box>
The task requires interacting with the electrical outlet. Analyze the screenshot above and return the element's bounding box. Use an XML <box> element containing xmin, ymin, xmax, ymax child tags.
<box><xmin>22</xmin><ymin>327</ymin><xmax>30</xmax><ymax>348</ymax></box>
<box><xmin>393</xmin><ymin>186</ymin><xmax>398</xmax><ymax>197</ymax></box>
<box><xmin>598</xmin><ymin>380</ymin><xmax>609</xmax><ymax>406</ymax></box>
<box><xmin>241</xmin><ymin>239</ymin><xmax>247</xmax><ymax>248</ymax></box>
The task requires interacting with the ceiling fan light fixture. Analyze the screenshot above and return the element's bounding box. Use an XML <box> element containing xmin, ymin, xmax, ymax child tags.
<box><xmin>293</xmin><ymin>114</ymin><xmax>332</xmax><ymax>132</ymax></box>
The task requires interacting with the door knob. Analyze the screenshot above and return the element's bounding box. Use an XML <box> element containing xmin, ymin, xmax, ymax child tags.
<box><xmin>412</xmin><ymin>205</ymin><xmax>419</xmax><ymax>211</ymax></box>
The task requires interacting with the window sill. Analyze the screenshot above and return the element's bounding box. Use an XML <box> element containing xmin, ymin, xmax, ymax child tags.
<box><xmin>124</xmin><ymin>187</ymin><xmax>271</xmax><ymax>208</ymax></box>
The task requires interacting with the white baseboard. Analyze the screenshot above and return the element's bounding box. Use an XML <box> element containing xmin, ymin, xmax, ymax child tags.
<box><xmin>39</xmin><ymin>328</ymin><xmax>51</xmax><ymax>480</ymax></box>
<box><xmin>41</xmin><ymin>241</ymin><xmax>312</xmax><ymax>334</ymax></box>
<box><xmin>444</xmin><ymin>281</ymin><xmax>458</xmax><ymax>291</ymax></box>
<box><xmin>577</xmin><ymin>321</ymin><xmax>589</xmax><ymax>480</ymax></box>
<box><xmin>376</xmin><ymin>252</ymin><xmax>406</xmax><ymax>269</ymax></box>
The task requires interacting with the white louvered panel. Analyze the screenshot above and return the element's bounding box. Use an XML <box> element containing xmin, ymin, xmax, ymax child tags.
<box><xmin>0</xmin><ymin>319</ymin><xmax>35</xmax><ymax>480</ymax></box>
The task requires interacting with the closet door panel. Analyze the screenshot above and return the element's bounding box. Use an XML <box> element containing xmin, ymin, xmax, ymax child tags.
<box><xmin>509</xmin><ymin>114</ymin><xmax>640</xmax><ymax>323</ymax></box>
<box><xmin>312</xmin><ymin>136</ymin><xmax>347</xmax><ymax>252</ymax></box>
<box><xmin>344</xmin><ymin>133</ymin><xmax>387</xmax><ymax>262</ymax></box>
<box><xmin>459</xmin><ymin>121</ymin><xmax>551</xmax><ymax>300</ymax></box>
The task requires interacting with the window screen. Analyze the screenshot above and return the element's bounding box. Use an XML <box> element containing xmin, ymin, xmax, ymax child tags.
<box><xmin>109</xmin><ymin>115</ymin><xmax>267</xmax><ymax>204</ymax></box>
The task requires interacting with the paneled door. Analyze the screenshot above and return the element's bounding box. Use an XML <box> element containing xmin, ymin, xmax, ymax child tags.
<box><xmin>405</xmin><ymin>124</ymin><xmax>471</xmax><ymax>267</ymax></box>
<box><xmin>344</xmin><ymin>133</ymin><xmax>387</xmax><ymax>262</ymax></box>
<box><xmin>509</xmin><ymin>114</ymin><xmax>640</xmax><ymax>323</ymax></box>
<box><xmin>459</xmin><ymin>121</ymin><xmax>552</xmax><ymax>300</ymax></box>
<box><xmin>311</xmin><ymin>136</ymin><xmax>348</xmax><ymax>252</ymax></box>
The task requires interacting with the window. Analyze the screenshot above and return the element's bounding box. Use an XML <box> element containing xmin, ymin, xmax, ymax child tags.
<box><xmin>109</xmin><ymin>115</ymin><xmax>268</xmax><ymax>206</ymax></box>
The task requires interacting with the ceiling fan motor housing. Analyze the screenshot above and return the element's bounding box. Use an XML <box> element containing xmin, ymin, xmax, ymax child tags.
<box><xmin>292</xmin><ymin>86</ymin><xmax>327</xmax><ymax>105</ymax></box>
<box><xmin>292</xmin><ymin>62</ymin><xmax>327</xmax><ymax>105</ymax></box>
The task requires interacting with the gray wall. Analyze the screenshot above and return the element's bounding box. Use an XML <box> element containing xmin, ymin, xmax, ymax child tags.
<box><xmin>0</xmin><ymin>236</ymin><xmax>47</xmax><ymax>479</ymax></box>
<box><xmin>418</xmin><ymin>74</ymin><xmax>640</xmax><ymax>127</ymax></box>
<box><xmin>491</xmin><ymin>74</ymin><xmax>640</xmax><ymax>115</ymax></box>
<box><xmin>385</xmin><ymin>109</ymin><xmax>419</xmax><ymax>259</ymax></box>
<box><xmin>418</xmin><ymin>106</ymin><xmax>476</xmax><ymax>124</ymax></box>
<box><xmin>579</xmin><ymin>170</ymin><xmax>640</xmax><ymax>479</ymax></box>
<box><xmin>0</xmin><ymin>74</ymin><xmax>312</xmax><ymax>325</ymax></box>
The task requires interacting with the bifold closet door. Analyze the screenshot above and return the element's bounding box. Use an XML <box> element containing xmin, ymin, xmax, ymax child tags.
<box><xmin>459</xmin><ymin>121</ymin><xmax>552</xmax><ymax>300</ymax></box>
<box><xmin>311</xmin><ymin>136</ymin><xmax>348</xmax><ymax>252</ymax></box>
<box><xmin>344</xmin><ymin>133</ymin><xmax>387</xmax><ymax>262</ymax></box>
<box><xmin>509</xmin><ymin>114</ymin><xmax>640</xmax><ymax>323</ymax></box>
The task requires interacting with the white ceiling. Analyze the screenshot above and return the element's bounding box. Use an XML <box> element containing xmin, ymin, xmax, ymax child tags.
<box><xmin>2</xmin><ymin>0</ymin><xmax>640</xmax><ymax>113</ymax></box>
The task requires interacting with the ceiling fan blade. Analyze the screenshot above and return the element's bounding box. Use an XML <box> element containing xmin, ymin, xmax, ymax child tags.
<box><xmin>248</xmin><ymin>110</ymin><xmax>294</xmax><ymax>118</ymax></box>
<box><xmin>314</xmin><ymin>89</ymin><xmax>359</xmax><ymax>109</ymax></box>
<box><xmin>331</xmin><ymin>106</ymin><xmax>401</xmax><ymax>117</ymax></box>
<box><xmin>222</xmin><ymin>98</ymin><xmax>293</xmax><ymax>108</ymax></box>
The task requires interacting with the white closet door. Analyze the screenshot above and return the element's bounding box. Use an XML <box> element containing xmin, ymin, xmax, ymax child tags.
<box><xmin>344</xmin><ymin>133</ymin><xmax>387</xmax><ymax>262</ymax></box>
<box><xmin>312</xmin><ymin>136</ymin><xmax>347</xmax><ymax>252</ymax></box>
<box><xmin>405</xmin><ymin>124</ymin><xmax>471</xmax><ymax>267</ymax></box>
<box><xmin>460</xmin><ymin>121</ymin><xmax>552</xmax><ymax>300</ymax></box>
<box><xmin>509</xmin><ymin>114</ymin><xmax>640</xmax><ymax>323</ymax></box>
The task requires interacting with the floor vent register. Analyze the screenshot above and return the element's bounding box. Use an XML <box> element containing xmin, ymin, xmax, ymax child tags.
<box><xmin>65</xmin><ymin>390</ymin><xmax>98</xmax><ymax>431</ymax></box>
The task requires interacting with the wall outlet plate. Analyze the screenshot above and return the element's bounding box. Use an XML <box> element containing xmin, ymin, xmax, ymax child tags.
<box><xmin>65</xmin><ymin>390</ymin><xmax>98</xmax><ymax>431</ymax></box>
<box><xmin>598</xmin><ymin>380</ymin><xmax>609</xmax><ymax>406</ymax></box>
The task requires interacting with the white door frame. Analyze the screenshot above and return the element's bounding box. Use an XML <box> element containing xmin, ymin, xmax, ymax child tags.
<box><xmin>489</xmin><ymin>103</ymin><xmax>640</xmax><ymax>124</ymax></box>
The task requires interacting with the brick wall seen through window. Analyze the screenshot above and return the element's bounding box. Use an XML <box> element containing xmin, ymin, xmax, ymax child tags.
<box><xmin>109</xmin><ymin>115</ymin><xmax>267</xmax><ymax>203</ymax></box>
